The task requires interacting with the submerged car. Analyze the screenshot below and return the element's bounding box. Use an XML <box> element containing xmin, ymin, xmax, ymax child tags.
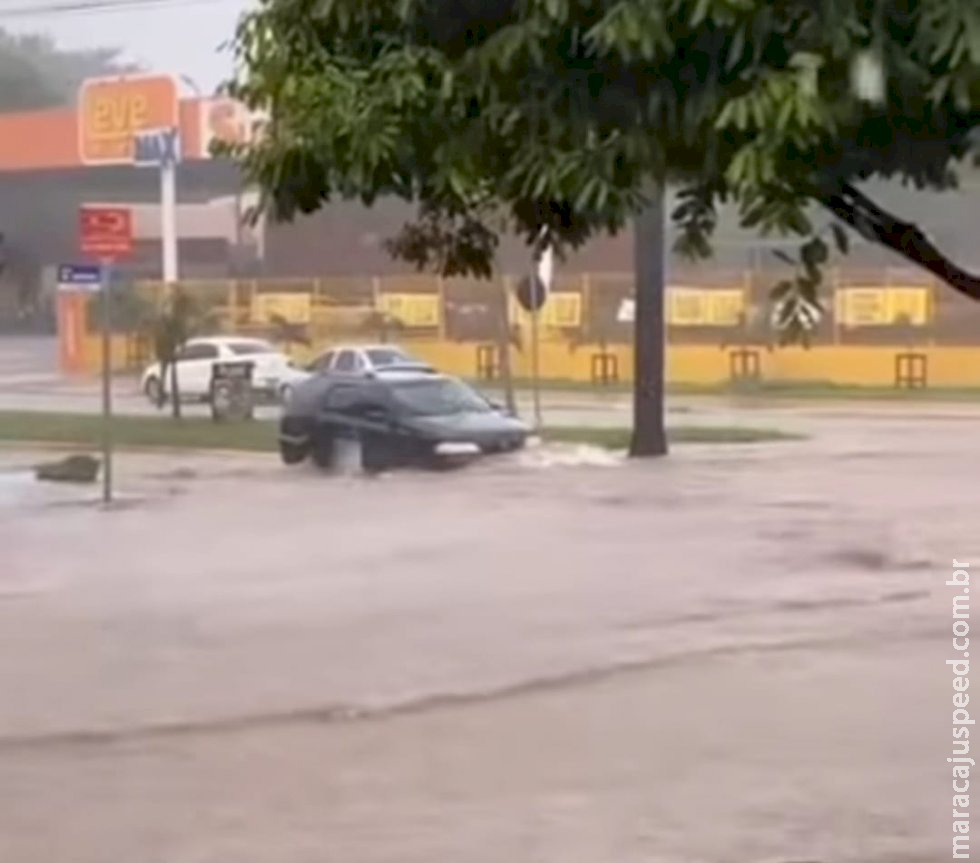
<box><xmin>279</xmin><ymin>372</ymin><xmax>529</xmax><ymax>471</ymax></box>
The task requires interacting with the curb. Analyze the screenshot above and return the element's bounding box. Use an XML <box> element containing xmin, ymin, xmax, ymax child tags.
<box><xmin>0</xmin><ymin>440</ymin><xmax>275</xmax><ymax>459</ymax></box>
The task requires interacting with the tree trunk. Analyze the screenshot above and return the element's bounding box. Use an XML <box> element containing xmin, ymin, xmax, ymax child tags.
<box><xmin>156</xmin><ymin>361</ymin><xmax>169</xmax><ymax>410</ymax></box>
<box><xmin>169</xmin><ymin>358</ymin><xmax>182</xmax><ymax>420</ymax></box>
<box><xmin>629</xmin><ymin>186</ymin><xmax>668</xmax><ymax>457</ymax></box>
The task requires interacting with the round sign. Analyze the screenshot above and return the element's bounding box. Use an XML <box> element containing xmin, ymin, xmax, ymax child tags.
<box><xmin>515</xmin><ymin>275</ymin><xmax>548</xmax><ymax>313</ymax></box>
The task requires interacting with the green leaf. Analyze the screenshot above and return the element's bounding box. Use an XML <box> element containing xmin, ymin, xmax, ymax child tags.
<box><xmin>725</xmin><ymin>27</ymin><xmax>746</xmax><ymax>71</ymax></box>
<box><xmin>690</xmin><ymin>0</ymin><xmax>714</xmax><ymax>28</ymax></box>
<box><xmin>965</xmin><ymin>9</ymin><xmax>980</xmax><ymax>62</ymax></box>
<box><xmin>801</xmin><ymin>238</ymin><xmax>828</xmax><ymax>268</ymax></box>
<box><xmin>224</xmin><ymin>0</ymin><xmax>980</xmax><ymax>298</ymax></box>
<box><xmin>828</xmin><ymin>222</ymin><xmax>848</xmax><ymax>253</ymax></box>
<box><xmin>770</xmin><ymin>279</ymin><xmax>795</xmax><ymax>300</ymax></box>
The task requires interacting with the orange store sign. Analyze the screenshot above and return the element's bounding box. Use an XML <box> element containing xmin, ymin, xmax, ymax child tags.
<box><xmin>197</xmin><ymin>97</ymin><xmax>266</xmax><ymax>158</ymax></box>
<box><xmin>78</xmin><ymin>74</ymin><xmax>178</xmax><ymax>165</ymax></box>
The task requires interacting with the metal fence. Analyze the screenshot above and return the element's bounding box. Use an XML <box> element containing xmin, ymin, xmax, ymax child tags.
<box><xmin>82</xmin><ymin>267</ymin><xmax>978</xmax><ymax>370</ymax></box>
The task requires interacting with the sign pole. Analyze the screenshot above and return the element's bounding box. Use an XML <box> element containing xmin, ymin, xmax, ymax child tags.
<box><xmin>531</xmin><ymin>243</ymin><xmax>552</xmax><ymax>430</ymax></box>
<box><xmin>134</xmin><ymin>126</ymin><xmax>181</xmax><ymax>283</ymax></box>
<box><xmin>99</xmin><ymin>260</ymin><xmax>113</xmax><ymax>504</ymax></box>
<box><xmin>79</xmin><ymin>207</ymin><xmax>131</xmax><ymax>504</ymax></box>
<box><xmin>530</xmin><ymin>297</ymin><xmax>542</xmax><ymax>429</ymax></box>
<box><xmin>160</xmin><ymin>154</ymin><xmax>178</xmax><ymax>282</ymax></box>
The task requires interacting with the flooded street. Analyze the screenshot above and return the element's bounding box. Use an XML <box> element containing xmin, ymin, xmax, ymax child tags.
<box><xmin>0</xmin><ymin>408</ymin><xmax>968</xmax><ymax>862</ymax></box>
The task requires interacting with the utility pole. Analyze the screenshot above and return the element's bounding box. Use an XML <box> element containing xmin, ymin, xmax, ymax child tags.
<box><xmin>497</xmin><ymin>279</ymin><xmax>517</xmax><ymax>415</ymax></box>
<box><xmin>629</xmin><ymin>186</ymin><xmax>668</xmax><ymax>457</ymax></box>
<box><xmin>529</xmin><ymin>243</ymin><xmax>552</xmax><ymax>429</ymax></box>
<box><xmin>98</xmin><ymin>262</ymin><xmax>113</xmax><ymax>503</ymax></box>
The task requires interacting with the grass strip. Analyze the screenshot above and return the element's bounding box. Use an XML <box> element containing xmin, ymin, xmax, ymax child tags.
<box><xmin>0</xmin><ymin>411</ymin><xmax>804</xmax><ymax>453</ymax></box>
<box><xmin>476</xmin><ymin>379</ymin><xmax>980</xmax><ymax>401</ymax></box>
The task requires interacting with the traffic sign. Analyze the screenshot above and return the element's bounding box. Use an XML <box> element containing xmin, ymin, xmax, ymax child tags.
<box><xmin>78</xmin><ymin>74</ymin><xmax>179</xmax><ymax>165</ymax></box>
<box><xmin>617</xmin><ymin>298</ymin><xmax>636</xmax><ymax>323</ymax></box>
<box><xmin>134</xmin><ymin>126</ymin><xmax>181</xmax><ymax>167</ymax></box>
<box><xmin>514</xmin><ymin>245</ymin><xmax>554</xmax><ymax>312</ymax></box>
<box><xmin>57</xmin><ymin>264</ymin><xmax>103</xmax><ymax>292</ymax></box>
<box><xmin>515</xmin><ymin>275</ymin><xmax>548</xmax><ymax>312</ymax></box>
<box><xmin>79</xmin><ymin>206</ymin><xmax>133</xmax><ymax>260</ymax></box>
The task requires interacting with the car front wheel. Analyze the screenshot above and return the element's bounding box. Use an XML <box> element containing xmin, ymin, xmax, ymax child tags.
<box><xmin>311</xmin><ymin>430</ymin><xmax>335</xmax><ymax>469</ymax></box>
<box><xmin>361</xmin><ymin>433</ymin><xmax>397</xmax><ymax>474</ymax></box>
<box><xmin>279</xmin><ymin>440</ymin><xmax>308</xmax><ymax>465</ymax></box>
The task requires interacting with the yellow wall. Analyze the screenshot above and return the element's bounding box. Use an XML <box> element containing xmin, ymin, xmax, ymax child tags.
<box><xmin>78</xmin><ymin>335</ymin><xmax>136</xmax><ymax>375</ymax></box>
<box><xmin>762</xmin><ymin>347</ymin><xmax>897</xmax><ymax>387</ymax></box>
<box><xmin>408</xmin><ymin>340</ymin><xmax>980</xmax><ymax>388</ymax></box>
<box><xmin>76</xmin><ymin>325</ymin><xmax>980</xmax><ymax>390</ymax></box>
<box><xmin>77</xmin><ymin>330</ymin><xmax>980</xmax><ymax>389</ymax></box>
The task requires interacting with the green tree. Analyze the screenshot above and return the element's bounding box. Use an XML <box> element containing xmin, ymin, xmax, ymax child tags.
<box><xmin>0</xmin><ymin>29</ymin><xmax>135</xmax><ymax>111</ymax></box>
<box><xmin>224</xmin><ymin>0</ymin><xmax>980</xmax><ymax>455</ymax></box>
<box><xmin>146</xmin><ymin>289</ymin><xmax>211</xmax><ymax>420</ymax></box>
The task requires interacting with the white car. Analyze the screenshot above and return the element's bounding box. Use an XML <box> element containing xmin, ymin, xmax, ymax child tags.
<box><xmin>140</xmin><ymin>336</ymin><xmax>297</xmax><ymax>404</ymax></box>
<box><xmin>277</xmin><ymin>344</ymin><xmax>435</xmax><ymax>401</ymax></box>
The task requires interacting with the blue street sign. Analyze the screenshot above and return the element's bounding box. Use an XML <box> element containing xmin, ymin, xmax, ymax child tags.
<box><xmin>57</xmin><ymin>263</ymin><xmax>103</xmax><ymax>292</ymax></box>
<box><xmin>134</xmin><ymin>127</ymin><xmax>181</xmax><ymax>167</ymax></box>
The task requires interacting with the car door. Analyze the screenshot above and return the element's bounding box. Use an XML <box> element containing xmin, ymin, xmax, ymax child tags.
<box><xmin>348</xmin><ymin>388</ymin><xmax>393</xmax><ymax>431</ymax></box>
<box><xmin>174</xmin><ymin>341</ymin><xmax>219</xmax><ymax>397</ymax></box>
<box><xmin>324</xmin><ymin>380</ymin><xmax>386</xmax><ymax>418</ymax></box>
<box><xmin>333</xmin><ymin>350</ymin><xmax>362</xmax><ymax>375</ymax></box>
<box><xmin>321</xmin><ymin>383</ymin><xmax>362</xmax><ymax>438</ymax></box>
<box><xmin>311</xmin><ymin>350</ymin><xmax>336</xmax><ymax>375</ymax></box>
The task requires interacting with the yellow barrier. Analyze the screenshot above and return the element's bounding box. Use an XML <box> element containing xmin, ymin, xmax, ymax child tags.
<box><xmin>668</xmin><ymin>288</ymin><xmax>745</xmax><ymax>326</ymax></box>
<box><xmin>377</xmin><ymin>293</ymin><xmax>441</xmax><ymax>328</ymax></box>
<box><xmin>835</xmin><ymin>287</ymin><xmax>931</xmax><ymax>326</ymax></box>
<box><xmin>251</xmin><ymin>292</ymin><xmax>313</xmax><ymax>324</ymax></box>
<box><xmin>69</xmin><ymin>269</ymin><xmax>980</xmax><ymax>390</ymax></box>
<box><xmin>77</xmin><ymin>335</ymin><xmax>980</xmax><ymax>390</ymax></box>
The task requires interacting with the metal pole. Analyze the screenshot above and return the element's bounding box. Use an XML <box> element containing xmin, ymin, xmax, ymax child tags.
<box><xmin>498</xmin><ymin>277</ymin><xmax>517</xmax><ymax>415</ymax></box>
<box><xmin>530</xmin><ymin>296</ymin><xmax>542</xmax><ymax>428</ymax></box>
<box><xmin>161</xmin><ymin>156</ymin><xmax>178</xmax><ymax>283</ymax></box>
<box><xmin>99</xmin><ymin>261</ymin><xmax>113</xmax><ymax>504</ymax></box>
<box><xmin>530</xmin><ymin>243</ymin><xmax>552</xmax><ymax>429</ymax></box>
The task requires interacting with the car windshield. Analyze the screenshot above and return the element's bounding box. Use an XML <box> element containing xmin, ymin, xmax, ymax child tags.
<box><xmin>366</xmin><ymin>348</ymin><xmax>410</xmax><ymax>366</ymax></box>
<box><xmin>390</xmin><ymin>378</ymin><xmax>491</xmax><ymax>417</ymax></box>
<box><xmin>228</xmin><ymin>341</ymin><xmax>276</xmax><ymax>356</ymax></box>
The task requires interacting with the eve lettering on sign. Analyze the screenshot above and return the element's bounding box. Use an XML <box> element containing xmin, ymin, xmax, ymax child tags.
<box><xmin>91</xmin><ymin>93</ymin><xmax>149</xmax><ymax>138</ymax></box>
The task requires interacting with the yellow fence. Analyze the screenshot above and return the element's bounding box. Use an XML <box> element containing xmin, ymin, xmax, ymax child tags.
<box><xmin>834</xmin><ymin>287</ymin><xmax>931</xmax><ymax>327</ymax></box>
<box><xmin>668</xmin><ymin>288</ymin><xmax>746</xmax><ymax>326</ymax></box>
<box><xmin>118</xmin><ymin>272</ymin><xmax>946</xmax><ymax>337</ymax></box>
<box><xmin>59</xmin><ymin>270</ymin><xmax>980</xmax><ymax>388</ymax></box>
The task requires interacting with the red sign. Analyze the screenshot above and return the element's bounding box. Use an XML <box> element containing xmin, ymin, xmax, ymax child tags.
<box><xmin>79</xmin><ymin>206</ymin><xmax>133</xmax><ymax>260</ymax></box>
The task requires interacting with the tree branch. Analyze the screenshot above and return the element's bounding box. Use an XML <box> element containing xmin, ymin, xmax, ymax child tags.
<box><xmin>817</xmin><ymin>182</ymin><xmax>980</xmax><ymax>302</ymax></box>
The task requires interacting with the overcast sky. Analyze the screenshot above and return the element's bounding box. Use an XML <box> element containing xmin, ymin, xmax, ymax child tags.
<box><xmin>3</xmin><ymin>0</ymin><xmax>252</xmax><ymax>94</ymax></box>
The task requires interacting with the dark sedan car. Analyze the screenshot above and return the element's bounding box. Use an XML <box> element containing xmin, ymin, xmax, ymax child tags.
<box><xmin>278</xmin><ymin>371</ymin><xmax>529</xmax><ymax>471</ymax></box>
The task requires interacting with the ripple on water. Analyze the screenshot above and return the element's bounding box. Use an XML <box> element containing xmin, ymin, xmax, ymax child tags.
<box><xmin>0</xmin><ymin>470</ymin><xmax>102</xmax><ymax>511</ymax></box>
